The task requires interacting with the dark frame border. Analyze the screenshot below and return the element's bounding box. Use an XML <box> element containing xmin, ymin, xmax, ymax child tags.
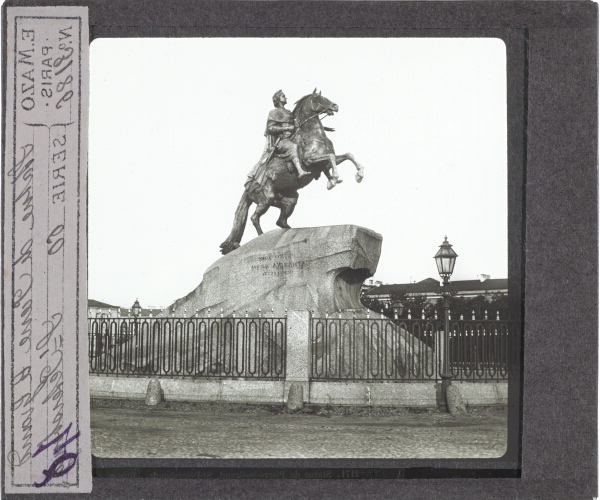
<box><xmin>2</xmin><ymin>1</ymin><xmax>597</xmax><ymax>499</ymax></box>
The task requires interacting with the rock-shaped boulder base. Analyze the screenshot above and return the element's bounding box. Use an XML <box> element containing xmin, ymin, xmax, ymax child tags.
<box><xmin>168</xmin><ymin>225</ymin><xmax>382</xmax><ymax>317</ymax></box>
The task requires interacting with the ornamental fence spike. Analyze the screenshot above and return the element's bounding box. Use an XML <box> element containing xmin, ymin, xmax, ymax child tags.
<box><xmin>408</xmin><ymin>309</ymin><xmax>412</xmax><ymax>320</ymax></box>
<box><xmin>245</xmin><ymin>310</ymin><xmax>248</xmax><ymax>318</ymax></box>
<box><xmin>485</xmin><ymin>310</ymin><xmax>488</xmax><ymax>320</ymax></box>
<box><xmin>496</xmin><ymin>311</ymin><xmax>500</xmax><ymax>320</ymax></box>
<box><xmin>258</xmin><ymin>308</ymin><xmax>262</xmax><ymax>317</ymax></box>
<box><xmin>460</xmin><ymin>314</ymin><xmax>463</xmax><ymax>320</ymax></box>
<box><xmin>422</xmin><ymin>309</ymin><xmax>425</xmax><ymax>319</ymax></box>
<box><xmin>472</xmin><ymin>310</ymin><xmax>475</xmax><ymax>320</ymax></box>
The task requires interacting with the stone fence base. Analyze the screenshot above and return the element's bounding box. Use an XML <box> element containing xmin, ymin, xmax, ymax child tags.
<box><xmin>90</xmin><ymin>376</ymin><xmax>508</xmax><ymax>408</ymax></box>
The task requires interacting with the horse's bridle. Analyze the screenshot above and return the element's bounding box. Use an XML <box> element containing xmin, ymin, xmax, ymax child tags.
<box><xmin>294</xmin><ymin>98</ymin><xmax>335</xmax><ymax>130</ymax></box>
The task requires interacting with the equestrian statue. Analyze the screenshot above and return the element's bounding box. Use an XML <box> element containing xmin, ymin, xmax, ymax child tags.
<box><xmin>219</xmin><ymin>89</ymin><xmax>365</xmax><ymax>255</ymax></box>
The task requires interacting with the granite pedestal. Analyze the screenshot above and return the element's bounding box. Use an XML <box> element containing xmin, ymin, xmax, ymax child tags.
<box><xmin>168</xmin><ymin>225</ymin><xmax>382</xmax><ymax>317</ymax></box>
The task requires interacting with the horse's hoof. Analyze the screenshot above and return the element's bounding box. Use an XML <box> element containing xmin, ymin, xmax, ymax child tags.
<box><xmin>327</xmin><ymin>180</ymin><xmax>335</xmax><ymax>190</ymax></box>
<box><xmin>356</xmin><ymin>174</ymin><xmax>363</xmax><ymax>183</ymax></box>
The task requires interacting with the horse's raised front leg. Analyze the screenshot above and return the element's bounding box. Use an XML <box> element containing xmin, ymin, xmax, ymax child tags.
<box><xmin>325</xmin><ymin>153</ymin><xmax>344</xmax><ymax>190</ymax></box>
<box><xmin>335</xmin><ymin>152</ymin><xmax>364</xmax><ymax>183</ymax></box>
<box><xmin>304</xmin><ymin>154</ymin><xmax>343</xmax><ymax>190</ymax></box>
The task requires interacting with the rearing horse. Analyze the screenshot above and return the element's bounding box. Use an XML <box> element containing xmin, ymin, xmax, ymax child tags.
<box><xmin>220</xmin><ymin>90</ymin><xmax>364</xmax><ymax>255</ymax></box>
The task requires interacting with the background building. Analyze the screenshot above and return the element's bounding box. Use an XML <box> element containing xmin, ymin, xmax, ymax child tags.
<box><xmin>88</xmin><ymin>300</ymin><xmax>164</xmax><ymax>318</ymax></box>
<box><xmin>362</xmin><ymin>276</ymin><xmax>507</xmax><ymax>305</ymax></box>
<box><xmin>88</xmin><ymin>299</ymin><xmax>121</xmax><ymax>318</ymax></box>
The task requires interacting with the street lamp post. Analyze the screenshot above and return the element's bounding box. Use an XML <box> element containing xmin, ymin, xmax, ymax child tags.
<box><xmin>131</xmin><ymin>298</ymin><xmax>141</xmax><ymax>342</ymax></box>
<box><xmin>391</xmin><ymin>299</ymin><xmax>404</xmax><ymax>320</ymax></box>
<box><xmin>434</xmin><ymin>237</ymin><xmax>458</xmax><ymax>401</ymax></box>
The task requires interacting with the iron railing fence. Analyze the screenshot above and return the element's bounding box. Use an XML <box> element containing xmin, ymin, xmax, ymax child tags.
<box><xmin>446</xmin><ymin>319</ymin><xmax>517</xmax><ymax>381</ymax></box>
<box><xmin>310</xmin><ymin>315</ymin><xmax>518</xmax><ymax>382</ymax></box>
<box><xmin>88</xmin><ymin>316</ymin><xmax>286</xmax><ymax>380</ymax></box>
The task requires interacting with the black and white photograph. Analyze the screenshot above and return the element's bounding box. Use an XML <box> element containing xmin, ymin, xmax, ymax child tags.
<box><xmin>86</xmin><ymin>37</ymin><xmax>517</xmax><ymax>460</ymax></box>
<box><xmin>4</xmin><ymin>0</ymin><xmax>599</xmax><ymax>497</ymax></box>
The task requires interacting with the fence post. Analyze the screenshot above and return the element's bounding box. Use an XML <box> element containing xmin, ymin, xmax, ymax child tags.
<box><xmin>434</xmin><ymin>325</ymin><xmax>446</xmax><ymax>381</ymax></box>
<box><xmin>284</xmin><ymin>310</ymin><xmax>311</xmax><ymax>403</ymax></box>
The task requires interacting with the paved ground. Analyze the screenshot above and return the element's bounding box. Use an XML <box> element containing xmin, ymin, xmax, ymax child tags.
<box><xmin>90</xmin><ymin>399</ymin><xmax>507</xmax><ymax>459</ymax></box>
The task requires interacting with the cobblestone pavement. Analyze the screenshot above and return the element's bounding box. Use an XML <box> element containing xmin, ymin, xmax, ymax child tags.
<box><xmin>90</xmin><ymin>400</ymin><xmax>507</xmax><ymax>459</ymax></box>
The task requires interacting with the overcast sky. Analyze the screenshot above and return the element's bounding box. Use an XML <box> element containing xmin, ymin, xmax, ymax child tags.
<box><xmin>89</xmin><ymin>37</ymin><xmax>507</xmax><ymax>309</ymax></box>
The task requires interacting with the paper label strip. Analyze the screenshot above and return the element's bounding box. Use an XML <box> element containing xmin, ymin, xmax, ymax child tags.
<box><xmin>3</xmin><ymin>6</ymin><xmax>91</xmax><ymax>493</ymax></box>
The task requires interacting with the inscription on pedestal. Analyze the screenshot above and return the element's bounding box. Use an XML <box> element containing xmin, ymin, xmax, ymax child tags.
<box><xmin>247</xmin><ymin>253</ymin><xmax>308</xmax><ymax>276</ymax></box>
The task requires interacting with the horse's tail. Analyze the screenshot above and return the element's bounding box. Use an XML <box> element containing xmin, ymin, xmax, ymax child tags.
<box><xmin>219</xmin><ymin>191</ymin><xmax>252</xmax><ymax>255</ymax></box>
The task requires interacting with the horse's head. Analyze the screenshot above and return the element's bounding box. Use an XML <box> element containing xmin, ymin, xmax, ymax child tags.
<box><xmin>310</xmin><ymin>89</ymin><xmax>339</xmax><ymax>115</ymax></box>
<box><xmin>294</xmin><ymin>89</ymin><xmax>338</xmax><ymax>123</ymax></box>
